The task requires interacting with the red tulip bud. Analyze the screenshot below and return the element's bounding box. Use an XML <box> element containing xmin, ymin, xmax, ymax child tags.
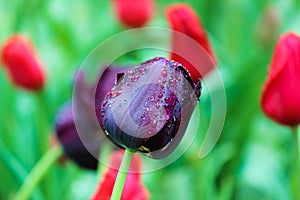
<box><xmin>165</xmin><ymin>3</ymin><xmax>216</xmax><ymax>80</ymax></box>
<box><xmin>113</xmin><ymin>0</ymin><xmax>155</xmax><ymax>28</ymax></box>
<box><xmin>1</xmin><ymin>35</ymin><xmax>45</xmax><ymax>91</ymax></box>
<box><xmin>261</xmin><ymin>32</ymin><xmax>300</xmax><ymax>126</ymax></box>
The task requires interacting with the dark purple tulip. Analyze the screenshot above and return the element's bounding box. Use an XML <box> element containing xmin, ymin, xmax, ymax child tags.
<box><xmin>55</xmin><ymin>66</ymin><xmax>126</xmax><ymax>169</ymax></box>
<box><xmin>98</xmin><ymin>57</ymin><xmax>201</xmax><ymax>159</ymax></box>
<box><xmin>55</xmin><ymin>102</ymin><xmax>99</xmax><ymax>169</ymax></box>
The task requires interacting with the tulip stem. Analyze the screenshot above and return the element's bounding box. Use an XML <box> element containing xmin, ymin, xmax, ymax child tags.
<box><xmin>14</xmin><ymin>145</ymin><xmax>63</xmax><ymax>200</ymax></box>
<box><xmin>291</xmin><ymin>126</ymin><xmax>300</xmax><ymax>200</ymax></box>
<box><xmin>35</xmin><ymin>90</ymin><xmax>50</xmax><ymax>154</ymax></box>
<box><xmin>110</xmin><ymin>148</ymin><xmax>134</xmax><ymax>200</ymax></box>
<box><xmin>97</xmin><ymin>141</ymin><xmax>113</xmax><ymax>180</ymax></box>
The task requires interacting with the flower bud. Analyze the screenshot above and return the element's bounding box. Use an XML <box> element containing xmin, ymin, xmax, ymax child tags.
<box><xmin>165</xmin><ymin>3</ymin><xmax>216</xmax><ymax>80</ymax></box>
<box><xmin>255</xmin><ymin>5</ymin><xmax>281</xmax><ymax>48</ymax></box>
<box><xmin>55</xmin><ymin>67</ymin><xmax>125</xmax><ymax>169</ymax></box>
<box><xmin>1</xmin><ymin>35</ymin><xmax>45</xmax><ymax>90</ymax></box>
<box><xmin>261</xmin><ymin>32</ymin><xmax>300</xmax><ymax>126</ymax></box>
<box><xmin>98</xmin><ymin>57</ymin><xmax>201</xmax><ymax>159</ymax></box>
<box><xmin>112</xmin><ymin>0</ymin><xmax>155</xmax><ymax>28</ymax></box>
<box><xmin>55</xmin><ymin>102</ymin><xmax>99</xmax><ymax>170</ymax></box>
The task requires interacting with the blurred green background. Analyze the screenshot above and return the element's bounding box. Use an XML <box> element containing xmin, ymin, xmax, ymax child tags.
<box><xmin>1</xmin><ymin>0</ymin><xmax>300</xmax><ymax>199</ymax></box>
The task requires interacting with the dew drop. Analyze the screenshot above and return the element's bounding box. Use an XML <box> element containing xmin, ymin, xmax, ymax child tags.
<box><xmin>149</xmin><ymin>96</ymin><xmax>155</xmax><ymax>102</ymax></box>
<box><xmin>169</xmin><ymin>79</ymin><xmax>175</xmax><ymax>84</ymax></box>
<box><xmin>166</xmin><ymin>115</ymin><xmax>170</xmax><ymax>120</ymax></box>
<box><xmin>155</xmin><ymin>103</ymin><xmax>160</xmax><ymax>109</ymax></box>
<box><xmin>109</xmin><ymin>89</ymin><xmax>122</xmax><ymax>98</ymax></box>
<box><xmin>139</xmin><ymin>68</ymin><xmax>146</xmax><ymax>74</ymax></box>
<box><xmin>151</xmin><ymin>120</ymin><xmax>157</xmax><ymax>128</ymax></box>
<box><xmin>131</xmin><ymin>77</ymin><xmax>138</xmax><ymax>82</ymax></box>
<box><xmin>158</xmin><ymin>93</ymin><xmax>163</xmax><ymax>98</ymax></box>
<box><xmin>161</xmin><ymin>69</ymin><xmax>167</xmax><ymax>77</ymax></box>
<box><xmin>127</xmin><ymin>70</ymin><xmax>134</xmax><ymax>75</ymax></box>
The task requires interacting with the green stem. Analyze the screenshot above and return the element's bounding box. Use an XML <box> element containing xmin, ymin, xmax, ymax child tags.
<box><xmin>14</xmin><ymin>145</ymin><xmax>63</xmax><ymax>200</ymax></box>
<box><xmin>35</xmin><ymin>90</ymin><xmax>50</xmax><ymax>154</ymax></box>
<box><xmin>291</xmin><ymin>126</ymin><xmax>300</xmax><ymax>200</ymax></box>
<box><xmin>97</xmin><ymin>141</ymin><xmax>113</xmax><ymax>180</ymax></box>
<box><xmin>110</xmin><ymin>149</ymin><xmax>134</xmax><ymax>200</ymax></box>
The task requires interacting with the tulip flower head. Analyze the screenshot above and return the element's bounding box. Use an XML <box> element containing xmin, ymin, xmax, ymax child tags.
<box><xmin>56</xmin><ymin>67</ymin><xmax>125</xmax><ymax>169</ymax></box>
<box><xmin>113</xmin><ymin>0</ymin><xmax>155</xmax><ymax>28</ymax></box>
<box><xmin>91</xmin><ymin>150</ymin><xmax>149</xmax><ymax>200</ymax></box>
<box><xmin>165</xmin><ymin>3</ymin><xmax>216</xmax><ymax>80</ymax></box>
<box><xmin>261</xmin><ymin>32</ymin><xmax>300</xmax><ymax>126</ymax></box>
<box><xmin>55</xmin><ymin>102</ymin><xmax>99</xmax><ymax>170</ymax></box>
<box><xmin>97</xmin><ymin>57</ymin><xmax>201</xmax><ymax>159</ymax></box>
<box><xmin>1</xmin><ymin>35</ymin><xmax>45</xmax><ymax>90</ymax></box>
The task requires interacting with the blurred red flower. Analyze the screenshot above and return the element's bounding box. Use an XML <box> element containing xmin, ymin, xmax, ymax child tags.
<box><xmin>91</xmin><ymin>150</ymin><xmax>149</xmax><ymax>200</ymax></box>
<box><xmin>261</xmin><ymin>32</ymin><xmax>300</xmax><ymax>126</ymax></box>
<box><xmin>165</xmin><ymin>3</ymin><xmax>216</xmax><ymax>80</ymax></box>
<box><xmin>113</xmin><ymin>0</ymin><xmax>154</xmax><ymax>28</ymax></box>
<box><xmin>1</xmin><ymin>35</ymin><xmax>45</xmax><ymax>91</ymax></box>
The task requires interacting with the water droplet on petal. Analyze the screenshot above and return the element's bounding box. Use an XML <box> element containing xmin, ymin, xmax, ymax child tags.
<box><xmin>161</xmin><ymin>69</ymin><xmax>167</xmax><ymax>77</ymax></box>
<box><xmin>166</xmin><ymin>115</ymin><xmax>170</xmax><ymax>120</ymax></box>
<box><xmin>151</xmin><ymin>120</ymin><xmax>157</xmax><ymax>128</ymax></box>
<box><xmin>109</xmin><ymin>90</ymin><xmax>122</xmax><ymax>98</ymax></box>
<box><xmin>131</xmin><ymin>75</ymin><xmax>140</xmax><ymax>82</ymax></box>
<box><xmin>155</xmin><ymin>103</ymin><xmax>160</xmax><ymax>109</ymax></box>
<box><xmin>169</xmin><ymin>79</ymin><xmax>175</xmax><ymax>84</ymax></box>
<box><xmin>139</xmin><ymin>68</ymin><xmax>146</xmax><ymax>74</ymax></box>
<box><xmin>149</xmin><ymin>96</ymin><xmax>155</xmax><ymax>102</ymax></box>
<box><xmin>127</xmin><ymin>70</ymin><xmax>134</xmax><ymax>75</ymax></box>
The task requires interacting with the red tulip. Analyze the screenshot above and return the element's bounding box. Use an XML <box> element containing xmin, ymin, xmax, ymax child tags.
<box><xmin>1</xmin><ymin>35</ymin><xmax>45</xmax><ymax>90</ymax></box>
<box><xmin>113</xmin><ymin>0</ymin><xmax>154</xmax><ymax>28</ymax></box>
<box><xmin>261</xmin><ymin>32</ymin><xmax>300</xmax><ymax>126</ymax></box>
<box><xmin>91</xmin><ymin>150</ymin><xmax>149</xmax><ymax>200</ymax></box>
<box><xmin>165</xmin><ymin>3</ymin><xmax>216</xmax><ymax>80</ymax></box>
